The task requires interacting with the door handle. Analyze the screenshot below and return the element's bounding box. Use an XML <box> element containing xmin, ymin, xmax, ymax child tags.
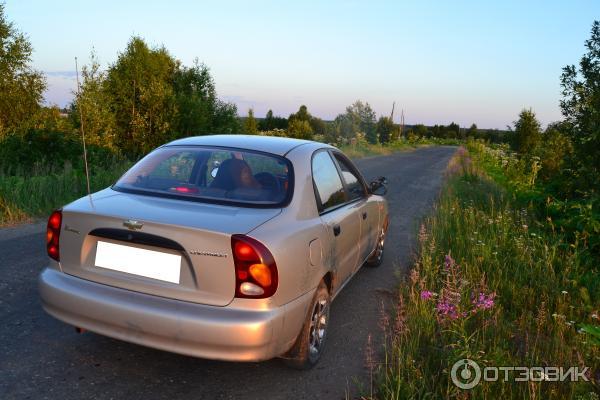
<box><xmin>362</xmin><ymin>212</ymin><xmax>367</xmax><ymax>220</ymax></box>
<box><xmin>333</xmin><ymin>224</ymin><xmax>341</xmax><ymax>236</ymax></box>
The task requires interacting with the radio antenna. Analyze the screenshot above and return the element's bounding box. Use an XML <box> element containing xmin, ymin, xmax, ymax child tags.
<box><xmin>74</xmin><ymin>57</ymin><xmax>92</xmax><ymax>200</ymax></box>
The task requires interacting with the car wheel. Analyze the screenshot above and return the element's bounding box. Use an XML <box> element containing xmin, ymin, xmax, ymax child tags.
<box><xmin>365</xmin><ymin>228</ymin><xmax>385</xmax><ymax>267</ymax></box>
<box><xmin>283</xmin><ymin>281</ymin><xmax>330</xmax><ymax>369</ymax></box>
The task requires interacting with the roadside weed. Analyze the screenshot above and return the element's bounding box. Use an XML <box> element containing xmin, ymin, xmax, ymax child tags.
<box><xmin>373</xmin><ymin>147</ymin><xmax>599</xmax><ymax>399</ymax></box>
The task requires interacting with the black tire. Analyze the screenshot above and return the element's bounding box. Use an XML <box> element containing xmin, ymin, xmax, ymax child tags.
<box><xmin>283</xmin><ymin>281</ymin><xmax>330</xmax><ymax>369</ymax></box>
<box><xmin>365</xmin><ymin>228</ymin><xmax>386</xmax><ymax>267</ymax></box>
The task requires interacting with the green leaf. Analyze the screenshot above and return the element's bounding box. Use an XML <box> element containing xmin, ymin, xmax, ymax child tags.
<box><xmin>580</xmin><ymin>324</ymin><xmax>600</xmax><ymax>345</ymax></box>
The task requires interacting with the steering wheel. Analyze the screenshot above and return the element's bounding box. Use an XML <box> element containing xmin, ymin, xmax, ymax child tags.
<box><xmin>254</xmin><ymin>172</ymin><xmax>281</xmax><ymax>195</ymax></box>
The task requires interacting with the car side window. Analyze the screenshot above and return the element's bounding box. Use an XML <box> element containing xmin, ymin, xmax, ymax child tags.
<box><xmin>333</xmin><ymin>153</ymin><xmax>366</xmax><ymax>201</ymax></box>
<box><xmin>312</xmin><ymin>151</ymin><xmax>347</xmax><ymax>212</ymax></box>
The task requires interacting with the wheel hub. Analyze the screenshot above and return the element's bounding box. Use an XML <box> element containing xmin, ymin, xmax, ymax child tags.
<box><xmin>309</xmin><ymin>298</ymin><xmax>328</xmax><ymax>356</ymax></box>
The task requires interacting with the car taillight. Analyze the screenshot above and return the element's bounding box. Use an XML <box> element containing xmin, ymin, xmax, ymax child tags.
<box><xmin>46</xmin><ymin>210</ymin><xmax>62</xmax><ymax>261</ymax></box>
<box><xmin>231</xmin><ymin>234</ymin><xmax>278</xmax><ymax>298</ymax></box>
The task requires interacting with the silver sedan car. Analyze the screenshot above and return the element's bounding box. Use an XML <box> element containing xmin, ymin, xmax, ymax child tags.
<box><xmin>39</xmin><ymin>135</ymin><xmax>389</xmax><ymax>368</ymax></box>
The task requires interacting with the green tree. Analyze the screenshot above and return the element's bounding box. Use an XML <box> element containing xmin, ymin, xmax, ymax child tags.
<box><xmin>346</xmin><ymin>100</ymin><xmax>377</xmax><ymax>143</ymax></box>
<box><xmin>485</xmin><ymin>128</ymin><xmax>507</xmax><ymax>143</ymax></box>
<box><xmin>0</xmin><ymin>4</ymin><xmax>46</xmax><ymax>135</ymax></box>
<box><xmin>259</xmin><ymin>109</ymin><xmax>288</xmax><ymax>131</ymax></box>
<box><xmin>288</xmin><ymin>105</ymin><xmax>314</xmax><ymax>139</ymax></box>
<box><xmin>287</xmin><ymin>119</ymin><xmax>313</xmax><ymax>140</ymax></box>
<box><xmin>70</xmin><ymin>52</ymin><xmax>117</xmax><ymax>149</ymax></box>
<box><xmin>513</xmin><ymin>108</ymin><xmax>541</xmax><ymax>154</ymax></box>
<box><xmin>105</xmin><ymin>37</ymin><xmax>178</xmax><ymax>155</ymax></box>
<box><xmin>171</xmin><ymin>59</ymin><xmax>239</xmax><ymax>135</ymax></box>
<box><xmin>414</xmin><ymin>124</ymin><xmax>428</xmax><ymax>137</ymax></box>
<box><xmin>560</xmin><ymin>20</ymin><xmax>600</xmax><ymax>188</ymax></box>
<box><xmin>34</xmin><ymin>106</ymin><xmax>74</xmax><ymax>133</ymax></box>
<box><xmin>538</xmin><ymin>122</ymin><xmax>573</xmax><ymax>180</ymax></box>
<box><xmin>98</xmin><ymin>37</ymin><xmax>238</xmax><ymax>154</ymax></box>
<box><xmin>172</xmin><ymin>60</ymin><xmax>213</xmax><ymax>136</ymax></box>
<box><xmin>323</xmin><ymin>122</ymin><xmax>338</xmax><ymax>143</ymax></box>
<box><xmin>211</xmin><ymin>100</ymin><xmax>240</xmax><ymax>134</ymax></box>
<box><xmin>260</xmin><ymin>109</ymin><xmax>275</xmax><ymax>131</ymax></box>
<box><xmin>289</xmin><ymin>105</ymin><xmax>311</xmax><ymax>122</ymax></box>
<box><xmin>334</xmin><ymin>113</ymin><xmax>358</xmax><ymax>140</ymax></box>
<box><xmin>391</xmin><ymin>124</ymin><xmax>401</xmax><ymax>141</ymax></box>
<box><xmin>244</xmin><ymin>108</ymin><xmax>258</xmax><ymax>134</ymax></box>
<box><xmin>467</xmin><ymin>123</ymin><xmax>478</xmax><ymax>138</ymax></box>
<box><xmin>446</xmin><ymin>122</ymin><xmax>460</xmax><ymax>139</ymax></box>
<box><xmin>309</xmin><ymin>117</ymin><xmax>326</xmax><ymax>136</ymax></box>
<box><xmin>172</xmin><ymin>61</ymin><xmax>215</xmax><ymax>137</ymax></box>
<box><xmin>376</xmin><ymin>116</ymin><xmax>394</xmax><ymax>144</ymax></box>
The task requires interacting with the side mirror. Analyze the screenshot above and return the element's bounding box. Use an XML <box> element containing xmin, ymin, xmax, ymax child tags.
<box><xmin>369</xmin><ymin>176</ymin><xmax>388</xmax><ymax>195</ymax></box>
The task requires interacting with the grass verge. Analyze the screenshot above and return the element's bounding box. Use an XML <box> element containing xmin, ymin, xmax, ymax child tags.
<box><xmin>0</xmin><ymin>161</ymin><xmax>132</xmax><ymax>226</ymax></box>
<box><xmin>372</xmin><ymin>147</ymin><xmax>599</xmax><ymax>399</ymax></box>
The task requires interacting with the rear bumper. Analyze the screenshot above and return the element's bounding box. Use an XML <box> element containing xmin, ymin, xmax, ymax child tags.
<box><xmin>39</xmin><ymin>268</ymin><xmax>312</xmax><ymax>361</ymax></box>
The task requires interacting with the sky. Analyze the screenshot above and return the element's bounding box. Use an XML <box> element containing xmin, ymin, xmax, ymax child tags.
<box><xmin>5</xmin><ymin>0</ymin><xmax>600</xmax><ymax>129</ymax></box>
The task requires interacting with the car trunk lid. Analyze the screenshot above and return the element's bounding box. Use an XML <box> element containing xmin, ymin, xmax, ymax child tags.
<box><xmin>58</xmin><ymin>189</ymin><xmax>280</xmax><ymax>306</ymax></box>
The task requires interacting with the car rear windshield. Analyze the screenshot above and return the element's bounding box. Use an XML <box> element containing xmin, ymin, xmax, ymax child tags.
<box><xmin>113</xmin><ymin>146</ymin><xmax>293</xmax><ymax>207</ymax></box>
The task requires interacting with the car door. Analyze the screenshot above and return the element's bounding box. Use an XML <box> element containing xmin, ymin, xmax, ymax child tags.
<box><xmin>331</xmin><ymin>152</ymin><xmax>379</xmax><ymax>269</ymax></box>
<box><xmin>311</xmin><ymin>150</ymin><xmax>362</xmax><ymax>288</ymax></box>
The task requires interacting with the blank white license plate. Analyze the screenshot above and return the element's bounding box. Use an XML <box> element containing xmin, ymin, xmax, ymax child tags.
<box><xmin>95</xmin><ymin>241</ymin><xmax>181</xmax><ymax>284</ymax></box>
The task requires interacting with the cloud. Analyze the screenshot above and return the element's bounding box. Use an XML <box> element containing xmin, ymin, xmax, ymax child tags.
<box><xmin>43</xmin><ymin>71</ymin><xmax>77</xmax><ymax>107</ymax></box>
<box><xmin>44</xmin><ymin>70</ymin><xmax>77</xmax><ymax>78</ymax></box>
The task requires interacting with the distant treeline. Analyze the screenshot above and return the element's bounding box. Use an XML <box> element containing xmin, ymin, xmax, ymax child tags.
<box><xmin>245</xmin><ymin>111</ymin><xmax>513</xmax><ymax>141</ymax></box>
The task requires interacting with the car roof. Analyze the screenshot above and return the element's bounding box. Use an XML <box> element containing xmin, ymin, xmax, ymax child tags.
<box><xmin>164</xmin><ymin>134</ymin><xmax>328</xmax><ymax>156</ymax></box>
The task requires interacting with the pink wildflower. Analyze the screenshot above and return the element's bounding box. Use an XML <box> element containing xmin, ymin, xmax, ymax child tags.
<box><xmin>420</xmin><ymin>290</ymin><xmax>435</xmax><ymax>300</ymax></box>
<box><xmin>436</xmin><ymin>300</ymin><xmax>459</xmax><ymax>320</ymax></box>
<box><xmin>473</xmin><ymin>292</ymin><xmax>496</xmax><ymax>310</ymax></box>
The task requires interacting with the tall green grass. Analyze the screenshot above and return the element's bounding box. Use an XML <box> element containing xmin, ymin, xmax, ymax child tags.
<box><xmin>373</xmin><ymin>147</ymin><xmax>599</xmax><ymax>399</ymax></box>
<box><xmin>0</xmin><ymin>161</ymin><xmax>132</xmax><ymax>226</ymax></box>
<box><xmin>468</xmin><ymin>139</ymin><xmax>600</xmax><ymax>269</ymax></box>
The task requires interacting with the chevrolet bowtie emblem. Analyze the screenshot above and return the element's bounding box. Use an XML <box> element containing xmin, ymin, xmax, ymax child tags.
<box><xmin>123</xmin><ymin>219</ymin><xmax>143</xmax><ymax>230</ymax></box>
